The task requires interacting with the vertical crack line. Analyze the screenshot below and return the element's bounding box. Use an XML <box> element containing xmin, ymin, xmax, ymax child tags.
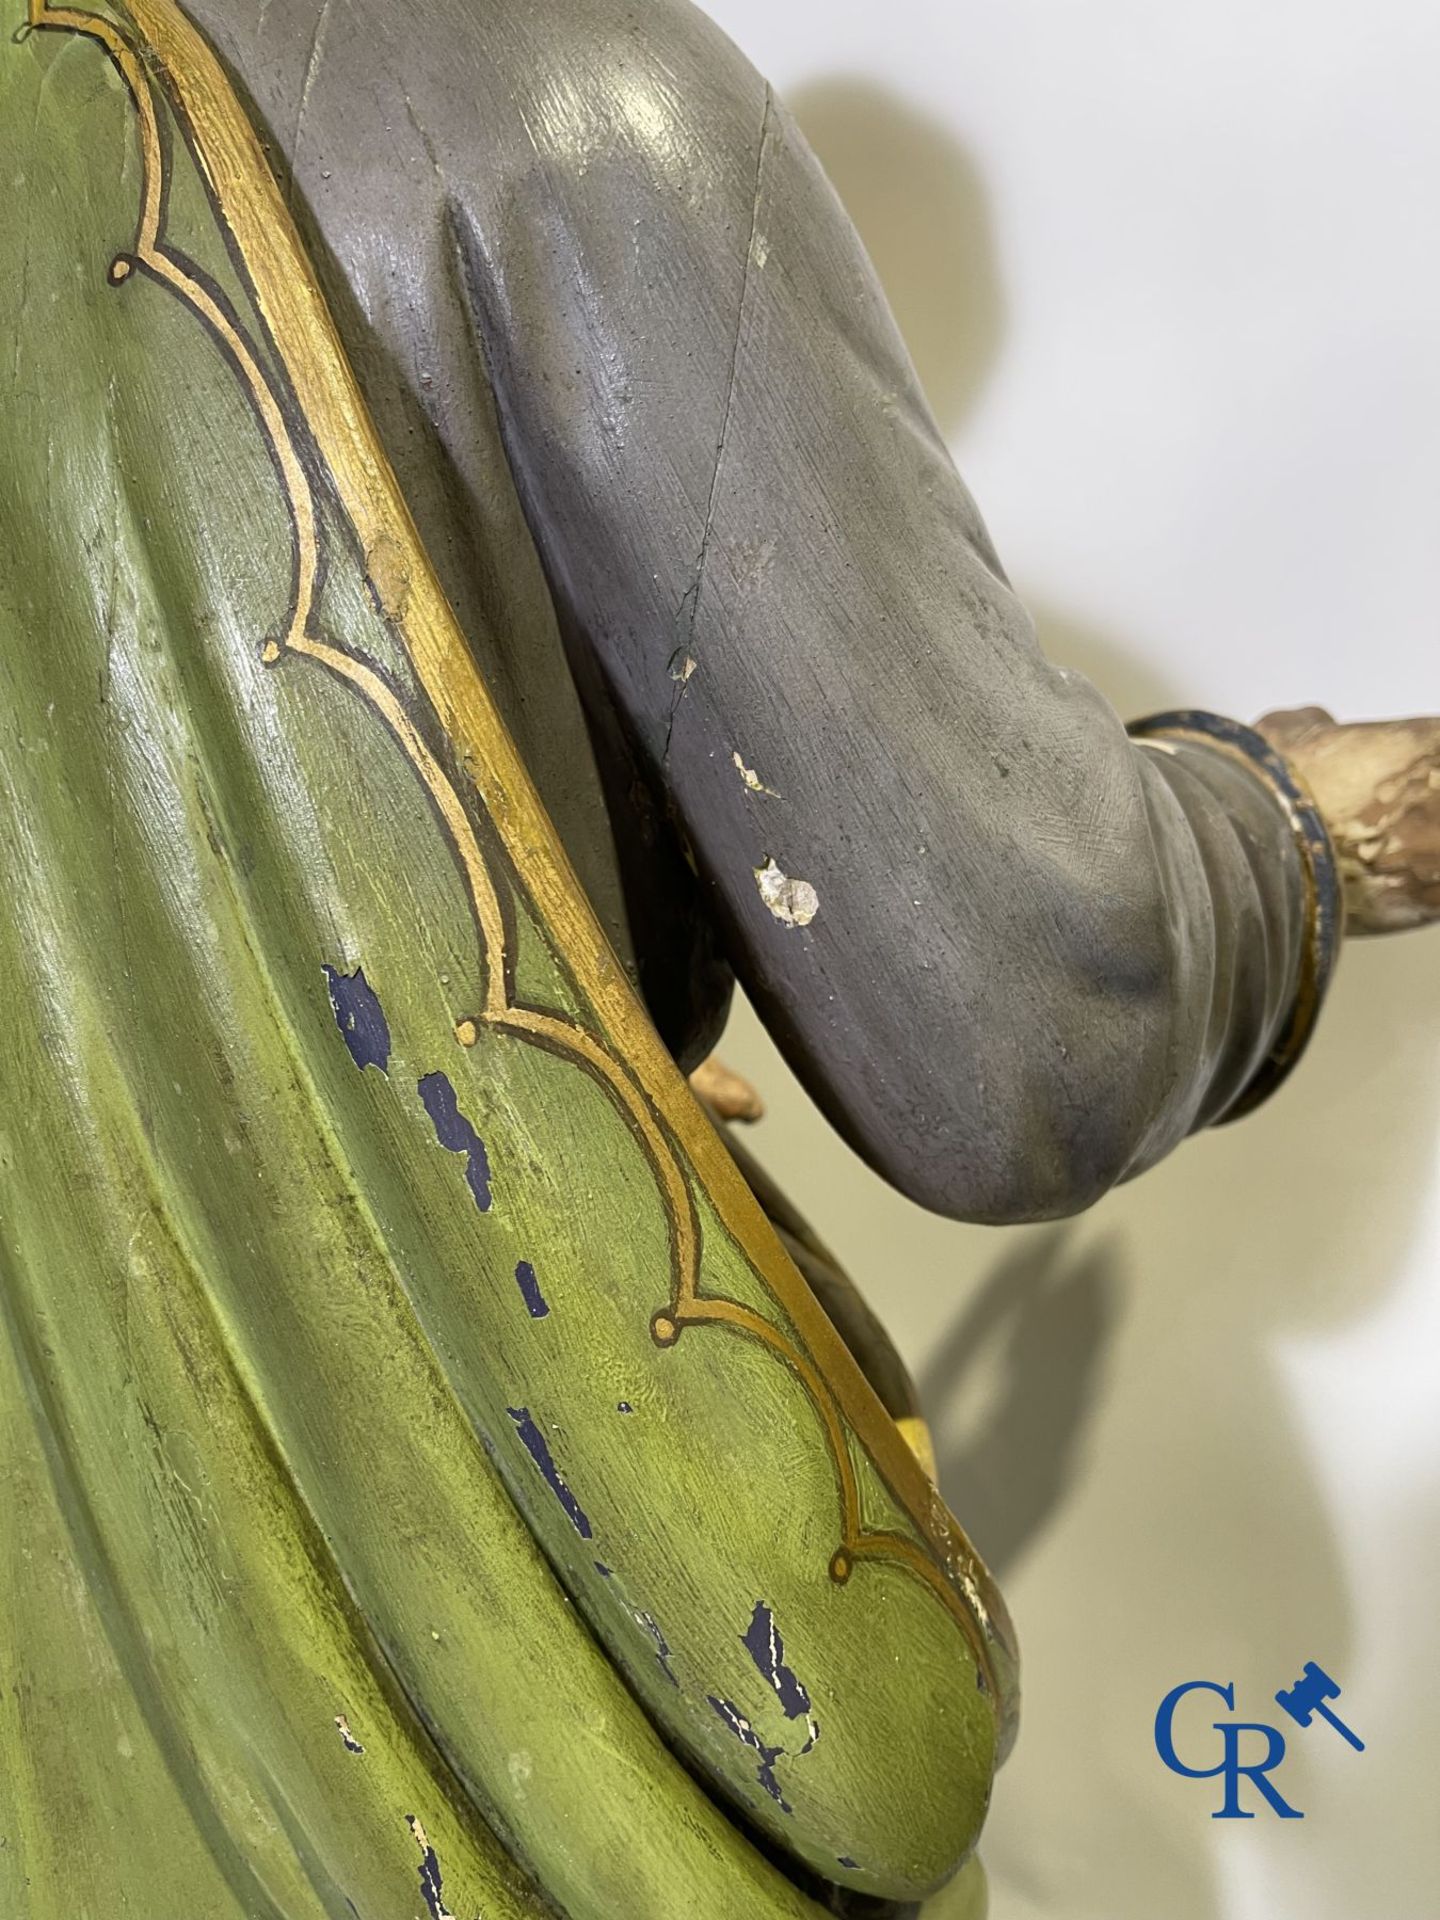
<box><xmin>664</xmin><ymin>81</ymin><xmax>775</xmax><ymax>769</ymax></box>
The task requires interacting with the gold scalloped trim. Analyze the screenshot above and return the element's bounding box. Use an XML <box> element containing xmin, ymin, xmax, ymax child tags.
<box><xmin>29</xmin><ymin>0</ymin><xmax>1014</xmax><ymax>1723</ymax></box>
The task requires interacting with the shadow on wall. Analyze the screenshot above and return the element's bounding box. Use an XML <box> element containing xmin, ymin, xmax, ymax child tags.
<box><xmin>911</xmin><ymin>1226</ymin><xmax>1123</xmax><ymax>1578</ymax></box>
<box><xmin>783</xmin><ymin>78</ymin><xmax>1005</xmax><ymax>438</ymax></box>
<box><xmin>749</xmin><ymin>73</ymin><xmax>1440</xmax><ymax>1920</ymax></box>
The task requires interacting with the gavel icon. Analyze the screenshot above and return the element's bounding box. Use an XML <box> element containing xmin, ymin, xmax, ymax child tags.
<box><xmin>1274</xmin><ymin>1661</ymin><xmax>1365</xmax><ymax>1752</ymax></box>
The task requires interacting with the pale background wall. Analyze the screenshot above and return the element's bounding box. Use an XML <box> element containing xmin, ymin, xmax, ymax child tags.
<box><xmin>697</xmin><ymin>3</ymin><xmax>1440</xmax><ymax>1915</ymax></box>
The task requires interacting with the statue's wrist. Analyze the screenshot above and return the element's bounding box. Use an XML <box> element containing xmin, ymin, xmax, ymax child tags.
<box><xmin>1128</xmin><ymin>708</ymin><xmax>1343</xmax><ymax>1121</ymax></box>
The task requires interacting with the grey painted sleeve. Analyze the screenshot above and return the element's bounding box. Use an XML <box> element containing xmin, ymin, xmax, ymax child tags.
<box><xmin>207</xmin><ymin>0</ymin><xmax>1326</xmax><ymax>1224</ymax></box>
<box><xmin>450</xmin><ymin>14</ymin><xmax>1325</xmax><ymax>1223</ymax></box>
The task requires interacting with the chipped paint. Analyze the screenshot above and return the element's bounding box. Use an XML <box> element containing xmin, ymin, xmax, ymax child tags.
<box><xmin>663</xmin><ymin>650</ymin><xmax>699</xmax><ymax>766</ymax></box>
<box><xmin>707</xmin><ymin>1696</ymin><xmax>791</xmax><ymax>1813</ymax></box>
<box><xmin>405</xmin><ymin>1816</ymin><xmax>455</xmax><ymax>1920</ymax></box>
<box><xmin>742</xmin><ymin>1601</ymin><xmax>819</xmax><ymax>1752</ymax></box>
<box><xmin>616</xmin><ymin>1401</ymin><xmax>633</xmax><ymax>1414</ymax></box>
<box><xmin>955</xmin><ymin>1564</ymin><xmax>992</xmax><ymax>1639</ymax></box>
<box><xmin>366</xmin><ymin>530</ymin><xmax>413</xmax><ymax>622</ymax></box>
<box><xmin>732</xmin><ymin>751</ymin><xmax>780</xmax><ymax>798</ymax></box>
<box><xmin>754</xmin><ymin>858</ymin><xmax>818</xmax><ymax>928</ymax></box>
<box><xmin>333</xmin><ymin>1713</ymin><xmax>365</xmax><ymax>1755</ymax></box>
<box><xmin>506</xmin><ymin>1408</ymin><xmax>593</xmax><ymax>1539</ymax></box>
<box><xmin>635</xmin><ymin>1609</ymin><xmax>679</xmax><ymax>1687</ymax></box>
<box><xmin>513</xmin><ymin>1259</ymin><xmax>549</xmax><ymax>1319</ymax></box>
<box><xmin>322</xmin><ymin>964</ymin><xmax>391</xmax><ymax>1072</ymax></box>
<box><xmin>417</xmin><ymin>1072</ymin><xmax>492</xmax><ymax>1211</ymax></box>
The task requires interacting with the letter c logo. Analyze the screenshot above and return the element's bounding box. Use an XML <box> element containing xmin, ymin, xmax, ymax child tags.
<box><xmin>1155</xmin><ymin>1680</ymin><xmax>1235</xmax><ymax>1778</ymax></box>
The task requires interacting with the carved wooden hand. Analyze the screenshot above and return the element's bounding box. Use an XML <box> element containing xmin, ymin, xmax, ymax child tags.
<box><xmin>1257</xmin><ymin>708</ymin><xmax>1440</xmax><ymax>934</ymax></box>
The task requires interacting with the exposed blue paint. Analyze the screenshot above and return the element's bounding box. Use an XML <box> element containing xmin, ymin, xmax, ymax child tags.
<box><xmin>635</xmin><ymin>1610</ymin><xmax>679</xmax><ymax>1687</ymax></box>
<box><xmin>418</xmin><ymin>1072</ymin><xmax>492</xmax><ymax>1211</ymax></box>
<box><xmin>837</xmin><ymin>1857</ymin><xmax>859</xmax><ymax>1871</ymax></box>
<box><xmin>405</xmin><ymin>1817</ymin><xmax>455</xmax><ymax>1920</ymax></box>
<box><xmin>707</xmin><ymin>1696</ymin><xmax>791</xmax><ymax>1813</ymax></box>
<box><xmin>617</xmin><ymin>1401</ymin><xmax>634</xmax><ymax>1414</ymax></box>
<box><xmin>743</xmin><ymin>1600</ymin><xmax>818</xmax><ymax>1751</ymax></box>
<box><xmin>514</xmin><ymin>1259</ymin><xmax>549</xmax><ymax>1318</ymax></box>
<box><xmin>323</xmin><ymin>965</ymin><xmax>390</xmax><ymax>1073</ymax></box>
<box><xmin>743</xmin><ymin>1601</ymin><xmax>811</xmax><ymax>1718</ymax></box>
<box><xmin>594</xmin><ymin>1561</ymin><xmax>613</xmax><ymax>1578</ymax></box>
<box><xmin>506</xmin><ymin>1408</ymin><xmax>593</xmax><ymax>1539</ymax></box>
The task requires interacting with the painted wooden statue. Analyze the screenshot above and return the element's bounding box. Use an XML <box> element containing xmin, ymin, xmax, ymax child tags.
<box><xmin>2</xmin><ymin>2</ymin><xmax>1436</xmax><ymax>1915</ymax></box>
